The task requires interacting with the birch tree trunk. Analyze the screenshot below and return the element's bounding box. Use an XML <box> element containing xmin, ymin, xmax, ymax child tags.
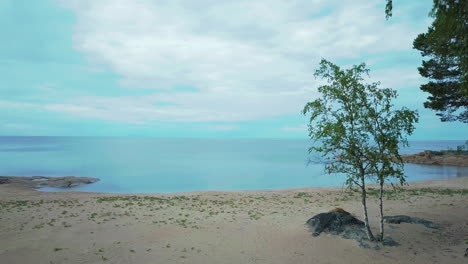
<box><xmin>361</xmin><ymin>177</ymin><xmax>375</xmax><ymax>241</ymax></box>
<box><xmin>379</xmin><ymin>180</ymin><xmax>384</xmax><ymax>241</ymax></box>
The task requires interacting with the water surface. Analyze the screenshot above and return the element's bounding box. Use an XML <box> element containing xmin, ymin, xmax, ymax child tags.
<box><xmin>0</xmin><ymin>137</ymin><xmax>466</xmax><ymax>193</ymax></box>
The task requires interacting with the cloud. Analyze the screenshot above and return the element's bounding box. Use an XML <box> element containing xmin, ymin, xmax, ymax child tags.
<box><xmin>0</xmin><ymin>101</ymin><xmax>38</xmax><ymax>108</ymax></box>
<box><xmin>48</xmin><ymin>0</ymin><xmax>427</xmax><ymax>123</ymax></box>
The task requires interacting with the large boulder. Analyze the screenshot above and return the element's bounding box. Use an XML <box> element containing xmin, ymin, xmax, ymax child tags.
<box><xmin>306</xmin><ymin>211</ymin><xmax>404</xmax><ymax>249</ymax></box>
<box><xmin>306</xmin><ymin>211</ymin><xmax>373</xmax><ymax>248</ymax></box>
<box><xmin>306</xmin><ymin>211</ymin><xmax>365</xmax><ymax>237</ymax></box>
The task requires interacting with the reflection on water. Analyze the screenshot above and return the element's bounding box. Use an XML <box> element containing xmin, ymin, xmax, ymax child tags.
<box><xmin>0</xmin><ymin>137</ymin><xmax>466</xmax><ymax>193</ymax></box>
<box><xmin>401</xmin><ymin>163</ymin><xmax>468</xmax><ymax>181</ymax></box>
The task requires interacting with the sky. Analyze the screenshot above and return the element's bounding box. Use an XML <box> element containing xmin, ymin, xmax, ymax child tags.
<box><xmin>0</xmin><ymin>0</ymin><xmax>466</xmax><ymax>139</ymax></box>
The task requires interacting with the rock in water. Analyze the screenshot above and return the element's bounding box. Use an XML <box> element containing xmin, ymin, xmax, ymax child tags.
<box><xmin>401</xmin><ymin>150</ymin><xmax>468</xmax><ymax>166</ymax></box>
<box><xmin>0</xmin><ymin>176</ymin><xmax>99</xmax><ymax>189</ymax></box>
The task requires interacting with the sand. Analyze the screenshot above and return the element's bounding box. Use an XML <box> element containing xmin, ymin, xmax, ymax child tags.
<box><xmin>1</xmin><ymin>177</ymin><xmax>467</xmax><ymax>264</ymax></box>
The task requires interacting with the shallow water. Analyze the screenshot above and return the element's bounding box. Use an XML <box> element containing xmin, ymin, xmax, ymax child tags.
<box><xmin>0</xmin><ymin>137</ymin><xmax>466</xmax><ymax>193</ymax></box>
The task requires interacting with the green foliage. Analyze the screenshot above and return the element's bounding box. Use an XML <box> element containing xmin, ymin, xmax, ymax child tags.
<box><xmin>386</xmin><ymin>0</ymin><xmax>468</xmax><ymax>122</ymax></box>
<box><xmin>432</xmin><ymin>140</ymin><xmax>468</xmax><ymax>155</ymax></box>
<box><xmin>303</xmin><ymin>60</ymin><xmax>372</xmax><ymax>185</ymax></box>
<box><xmin>384</xmin><ymin>0</ymin><xmax>392</xmax><ymax>19</ymax></box>
<box><xmin>365</xmin><ymin>81</ymin><xmax>418</xmax><ymax>186</ymax></box>
<box><xmin>302</xmin><ymin>59</ymin><xmax>418</xmax><ymax>187</ymax></box>
<box><xmin>456</xmin><ymin>140</ymin><xmax>468</xmax><ymax>154</ymax></box>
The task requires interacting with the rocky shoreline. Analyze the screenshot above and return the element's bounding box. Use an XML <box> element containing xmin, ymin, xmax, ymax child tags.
<box><xmin>402</xmin><ymin>150</ymin><xmax>468</xmax><ymax>167</ymax></box>
<box><xmin>0</xmin><ymin>176</ymin><xmax>99</xmax><ymax>189</ymax></box>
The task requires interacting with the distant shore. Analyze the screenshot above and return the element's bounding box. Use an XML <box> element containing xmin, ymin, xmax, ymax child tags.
<box><xmin>402</xmin><ymin>150</ymin><xmax>468</xmax><ymax>167</ymax></box>
<box><xmin>1</xmin><ymin>176</ymin><xmax>467</xmax><ymax>264</ymax></box>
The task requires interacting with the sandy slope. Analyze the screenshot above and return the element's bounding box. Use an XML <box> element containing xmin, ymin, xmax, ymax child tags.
<box><xmin>0</xmin><ymin>177</ymin><xmax>467</xmax><ymax>264</ymax></box>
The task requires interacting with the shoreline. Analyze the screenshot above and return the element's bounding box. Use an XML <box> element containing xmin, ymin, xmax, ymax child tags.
<box><xmin>401</xmin><ymin>150</ymin><xmax>468</xmax><ymax>167</ymax></box>
<box><xmin>1</xmin><ymin>174</ymin><xmax>468</xmax><ymax>197</ymax></box>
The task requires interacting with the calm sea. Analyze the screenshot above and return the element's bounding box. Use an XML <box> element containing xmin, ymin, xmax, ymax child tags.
<box><xmin>0</xmin><ymin>137</ymin><xmax>466</xmax><ymax>193</ymax></box>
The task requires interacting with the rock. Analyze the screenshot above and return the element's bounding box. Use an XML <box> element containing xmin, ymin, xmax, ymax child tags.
<box><xmin>306</xmin><ymin>211</ymin><xmax>400</xmax><ymax>250</ymax></box>
<box><xmin>0</xmin><ymin>176</ymin><xmax>99</xmax><ymax>190</ymax></box>
<box><xmin>423</xmin><ymin>150</ymin><xmax>432</xmax><ymax>158</ymax></box>
<box><xmin>45</xmin><ymin>176</ymin><xmax>99</xmax><ymax>188</ymax></box>
<box><xmin>340</xmin><ymin>228</ymin><xmax>368</xmax><ymax>241</ymax></box>
<box><xmin>358</xmin><ymin>241</ymin><xmax>370</xmax><ymax>249</ymax></box>
<box><xmin>465</xmin><ymin>248</ymin><xmax>468</xmax><ymax>257</ymax></box>
<box><xmin>382</xmin><ymin>236</ymin><xmax>399</xmax><ymax>247</ymax></box>
<box><xmin>328</xmin><ymin>207</ymin><xmax>351</xmax><ymax>215</ymax></box>
<box><xmin>401</xmin><ymin>150</ymin><xmax>468</xmax><ymax>166</ymax></box>
<box><xmin>0</xmin><ymin>178</ymin><xmax>10</xmax><ymax>184</ymax></box>
<box><xmin>383</xmin><ymin>215</ymin><xmax>441</xmax><ymax>230</ymax></box>
<box><xmin>306</xmin><ymin>211</ymin><xmax>364</xmax><ymax>237</ymax></box>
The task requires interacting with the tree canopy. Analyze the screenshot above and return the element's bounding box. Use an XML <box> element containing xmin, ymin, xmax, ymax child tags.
<box><xmin>386</xmin><ymin>0</ymin><xmax>468</xmax><ymax>122</ymax></box>
<box><xmin>303</xmin><ymin>59</ymin><xmax>418</xmax><ymax>241</ymax></box>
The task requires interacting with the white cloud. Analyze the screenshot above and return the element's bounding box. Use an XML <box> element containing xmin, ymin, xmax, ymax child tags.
<box><xmin>370</xmin><ymin>67</ymin><xmax>423</xmax><ymax>90</ymax></box>
<box><xmin>0</xmin><ymin>101</ymin><xmax>38</xmax><ymax>108</ymax></box>
<box><xmin>51</xmin><ymin>0</ymin><xmax>426</xmax><ymax>123</ymax></box>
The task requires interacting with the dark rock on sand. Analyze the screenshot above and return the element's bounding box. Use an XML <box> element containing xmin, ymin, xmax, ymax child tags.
<box><xmin>306</xmin><ymin>211</ymin><xmax>365</xmax><ymax>237</ymax></box>
<box><xmin>306</xmin><ymin>212</ymin><xmax>409</xmax><ymax>249</ymax></box>
<box><xmin>0</xmin><ymin>178</ymin><xmax>10</xmax><ymax>184</ymax></box>
<box><xmin>382</xmin><ymin>236</ymin><xmax>399</xmax><ymax>247</ymax></box>
<box><xmin>0</xmin><ymin>176</ymin><xmax>99</xmax><ymax>190</ymax></box>
<box><xmin>383</xmin><ymin>215</ymin><xmax>441</xmax><ymax>230</ymax></box>
<box><xmin>306</xmin><ymin>211</ymin><xmax>374</xmax><ymax>248</ymax></box>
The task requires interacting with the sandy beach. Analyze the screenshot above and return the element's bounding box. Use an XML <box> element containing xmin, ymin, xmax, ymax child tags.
<box><xmin>1</xmin><ymin>177</ymin><xmax>467</xmax><ymax>264</ymax></box>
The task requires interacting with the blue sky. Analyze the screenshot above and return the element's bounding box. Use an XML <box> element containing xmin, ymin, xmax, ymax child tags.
<box><xmin>0</xmin><ymin>0</ymin><xmax>466</xmax><ymax>139</ymax></box>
